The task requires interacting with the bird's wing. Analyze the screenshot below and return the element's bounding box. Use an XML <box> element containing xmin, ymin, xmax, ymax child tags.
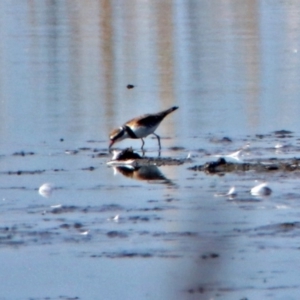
<box><xmin>126</xmin><ymin>114</ymin><xmax>162</xmax><ymax>128</ymax></box>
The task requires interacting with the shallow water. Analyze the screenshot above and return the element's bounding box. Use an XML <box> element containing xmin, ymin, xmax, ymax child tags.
<box><xmin>1</xmin><ymin>1</ymin><xmax>300</xmax><ymax>300</ymax></box>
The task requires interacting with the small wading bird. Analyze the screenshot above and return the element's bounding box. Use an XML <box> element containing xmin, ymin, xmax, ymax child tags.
<box><xmin>109</xmin><ymin>106</ymin><xmax>178</xmax><ymax>150</ymax></box>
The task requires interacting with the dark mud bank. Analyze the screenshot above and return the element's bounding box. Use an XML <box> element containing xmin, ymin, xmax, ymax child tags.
<box><xmin>189</xmin><ymin>157</ymin><xmax>300</xmax><ymax>174</ymax></box>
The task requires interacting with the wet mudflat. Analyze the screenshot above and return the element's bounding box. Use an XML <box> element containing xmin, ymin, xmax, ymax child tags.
<box><xmin>1</xmin><ymin>132</ymin><xmax>300</xmax><ymax>300</ymax></box>
<box><xmin>2</xmin><ymin>0</ymin><xmax>300</xmax><ymax>299</ymax></box>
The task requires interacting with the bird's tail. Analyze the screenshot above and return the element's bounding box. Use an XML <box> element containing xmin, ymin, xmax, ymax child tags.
<box><xmin>158</xmin><ymin>106</ymin><xmax>179</xmax><ymax>118</ymax></box>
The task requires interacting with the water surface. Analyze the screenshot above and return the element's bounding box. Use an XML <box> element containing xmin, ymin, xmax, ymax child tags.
<box><xmin>1</xmin><ymin>1</ymin><xmax>300</xmax><ymax>299</ymax></box>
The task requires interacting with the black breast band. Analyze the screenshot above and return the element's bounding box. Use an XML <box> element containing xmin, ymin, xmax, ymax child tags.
<box><xmin>125</xmin><ymin>125</ymin><xmax>138</xmax><ymax>139</ymax></box>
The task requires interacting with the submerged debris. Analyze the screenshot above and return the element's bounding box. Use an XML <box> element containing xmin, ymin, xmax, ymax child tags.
<box><xmin>12</xmin><ymin>151</ymin><xmax>35</xmax><ymax>156</ymax></box>
<box><xmin>111</xmin><ymin>148</ymin><xmax>142</xmax><ymax>160</ymax></box>
<box><xmin>107</xmin><ymin>147</ymin><xmax>189</xmax><ymax>167</ymax></box>
<box><xmin>4</xmin><ymin>170</ymin><xmax>46</xmax><ymax>175</ymax></box>
<box><xmin>209</xmin><ymin>136</ymin><xmax>232</xmax><ymax>144</ymax></box>
<box><xmin>274</xmin><ymin>129</ymin><xmax>293</xmax><ymax>137</ymax></box>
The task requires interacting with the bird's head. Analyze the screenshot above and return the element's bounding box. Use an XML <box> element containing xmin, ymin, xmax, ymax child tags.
<box><xmin>109</xmin><ymin>127</ymin><xmax>126</xmax><ymax>148</ymax></box>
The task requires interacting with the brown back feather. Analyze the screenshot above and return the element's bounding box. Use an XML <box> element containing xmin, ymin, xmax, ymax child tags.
<box><xmin>126</xmin><ymin>106</ymin><xmax>178</xmax><ymax>127</ymax></box>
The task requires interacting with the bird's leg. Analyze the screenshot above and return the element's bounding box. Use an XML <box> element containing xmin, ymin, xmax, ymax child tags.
<box><xmin>141</xmin><ymin>138</ymin><xmax>145</xmax><ymax>157</ymax></box>
<box><xmin>141</xmin><ymin>138</ymin><xmax>145</xmax><ymax>149</ymax></box>
<box><xmin>153</xmin><ymin>133</ymin><xmax>161</xmax><ymax>149</ymax></box>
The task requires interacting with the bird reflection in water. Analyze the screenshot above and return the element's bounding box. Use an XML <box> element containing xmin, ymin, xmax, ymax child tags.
<box><xmin>114</xmin><ymin>165</ymin><xmax>173</xmax><ymax>185</ymax></box>
<box><xmin>108</xmin><ymin>148</ymin><xmax>174</xmax><ymax>185</ymax></box>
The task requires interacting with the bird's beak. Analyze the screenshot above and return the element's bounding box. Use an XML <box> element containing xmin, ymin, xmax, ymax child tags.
<box><xmin>109</xmin><ymin>140</ymin><xmax>114</xmax><ymax>149</ymax></box>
